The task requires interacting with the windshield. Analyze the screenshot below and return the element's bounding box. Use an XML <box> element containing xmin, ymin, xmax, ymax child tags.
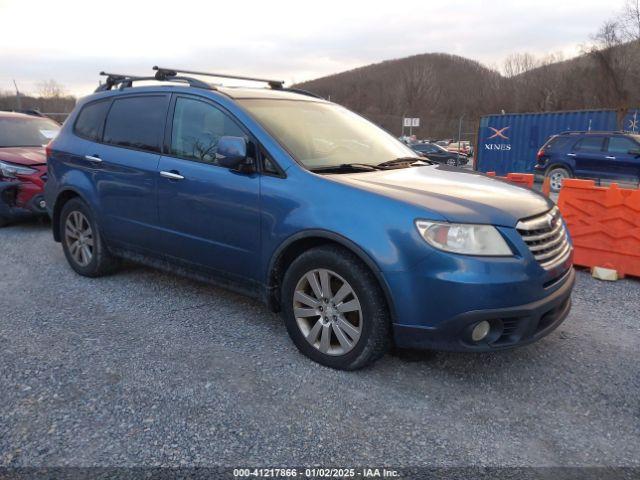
<box><xmin>433</xmin><ymin>144</ymin><xmax>448</xmax><ymax>152</ymax></box>
<box><xmin>0</xmin><ymin>117</ymin><xmax>60</xmax><ymax>148</ymax></box>
<box><xmin>239</xmin><ymin>99</ymin><xmax>419</xmax><ymax>169</ymax></box>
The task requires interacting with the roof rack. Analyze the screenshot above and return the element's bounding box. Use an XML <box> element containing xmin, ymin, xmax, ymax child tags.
<box><xmin>95</xmin><ymin>70</ymin><xmax>212</xmax><ymax>92</ymax></box>
<box><xmin>94</xmin><ymin>67</ymin><xmax>323</xmax><ymax>99</ymax></box>
<box><xmin>153</xmin><ymin>66</ymin><xmax>285</xmax><ymax>89</ymax></box>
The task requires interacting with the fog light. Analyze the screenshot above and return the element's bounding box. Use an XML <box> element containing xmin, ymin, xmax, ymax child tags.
<box><xmin>471</xmin><ymin>320</ymin><xmax>491</xmax><ymax>342</ymax></box>
<box><xmin>38</xmin><ymin>200</ymin><xmax>46</xmax><ymax>209</ymax></box>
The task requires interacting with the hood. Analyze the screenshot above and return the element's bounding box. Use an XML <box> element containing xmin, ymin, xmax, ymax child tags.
<box><xmin>0</xmin><ymin>147</ymin><xmax>46</xmax><ymax>166</ymax></box>
<box><xmin>328</xmin><ymin>165</ymin><xmax>553</xmax><ymax>227</ymax></box>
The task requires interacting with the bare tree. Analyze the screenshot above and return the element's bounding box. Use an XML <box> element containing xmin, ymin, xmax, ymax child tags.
<box><xmin>37</xmin><ymin>79</ymin><xmax>66</xmax><ymax>98</ymax></box>
<box><xmin>503</xmin><ymin>53</ymin><xmax>538</xmax><ymax>77</ymax></box>
<box><xmin>620</xmin><ymin>0</ymin><xmax>640</xmax><ymax>41</ymax></box>
<box><xmin>587</xmin><ymin>20</ymin><xmax>631</xmax><ymax>107</ymax></box>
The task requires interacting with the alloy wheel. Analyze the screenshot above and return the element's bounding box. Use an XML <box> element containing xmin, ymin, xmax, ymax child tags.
<box><xmin>293</xmin><ymin>268</ymin><xmax>362</xmax><ymax>356</ymax></box>
<box><xmin>550</xmin><ymin>171</ymin><xmax>566</xmax><ymax>190</ymax></box>
<box><xmin>65</xmin><ymin>211</ymin><xmax>94</xmax><ymax>267</ymax></box>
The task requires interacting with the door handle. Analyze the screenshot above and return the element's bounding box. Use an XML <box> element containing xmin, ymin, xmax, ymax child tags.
<box><xmin>605</xmin><ymin>156</ymin><xmax>616</xmax><ymax>160</ymax></box>
<box><xmin>566</xmin><ymin>153</ymin><xmax>576</xmax><ymax>157</ymax></box>
<box><xmin>84</xmin><ymin>155</ymin><xmax>102</xmax><ymax>163</ymax></box>
<box><xmin>160</xmin><ymin>170</ymin><xmax>184</xmax><ymax>180</ymax></box>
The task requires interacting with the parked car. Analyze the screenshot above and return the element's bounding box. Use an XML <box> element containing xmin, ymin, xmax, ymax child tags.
<box><xmin>0</xmin><ymin>111</ymin><xmax>60</xmax><ymax>227</ymax></box>
<box><xmin>45</xmin><ymin>68</ymin><xmax>574</xmax><ymax>370</ymax></box>
<box><xmin>535</xmin><ymin>131</ymin><xmax>640</xmax><ymax>191</ymax></box>
<box><xmin>446</xmin><ymin>141</ymin><xmax>472</xmax><ymax>156</ymax></box>
<box><xmin>411</xmin><ymin>142</ymin><xmax>468</xmax><ymax>166</ymax></box>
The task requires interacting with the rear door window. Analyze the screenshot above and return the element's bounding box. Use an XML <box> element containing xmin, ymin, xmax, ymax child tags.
<box><xmin>574</xmin><ymin>136</ymin><xmax>605</xmax><ymax>152</ymax></box>
<box><xmin>607</xmin><ymin>137</ymin><xmax>638</xmax><ymax>154</ymax></box>
<box><xmin>74</xmin><ymin>100</ymin><xmax>110</xmax><ymax>141</ymax></box>
<box><xmin>103</xmin><ymin>95</ymin><xmax>169</xmax><ymax>153</ymax></box>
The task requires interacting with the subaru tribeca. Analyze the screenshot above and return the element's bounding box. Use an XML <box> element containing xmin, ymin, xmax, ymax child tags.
<box><xmin>45</xmin><ymin>67</ymin><xmax>575</xmax><ymax>370</ymax></box>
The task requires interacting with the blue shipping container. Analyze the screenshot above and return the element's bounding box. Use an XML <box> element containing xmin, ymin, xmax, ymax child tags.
<box><xmin>475</xmin><ymin>110</ymin><xmax>619</xmax><ymax>175</ymax></box>
<box><xmin>622</xmin><ymin>109</ymin><xmax>640</xmax><ymax>133</ymax></box>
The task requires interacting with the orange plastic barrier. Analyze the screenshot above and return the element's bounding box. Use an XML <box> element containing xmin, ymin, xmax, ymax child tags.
<box><xmin>541</xmin><ymin>177</ymin><xmax>551</xmax><ymax>197</ymax></box>
<box><xmin>486</xmin><ymin>172</ymin><xmax>535</xmax><ymax>189</ymax></box>
<box><xmin>558</xmin><ymin>179</ymin><xmax>640</xmax><ymax>278</ymax></box>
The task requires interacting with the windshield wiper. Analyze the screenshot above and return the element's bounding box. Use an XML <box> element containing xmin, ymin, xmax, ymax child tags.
<box><xmin>310</xmin><ymin>163</ymin><xmax>382</xmax><ymax>172</ymax></box>
<box><xmin>377</xmin><ymin>157</ymin><xmax>432</xmax><ymax>168</ymax></box>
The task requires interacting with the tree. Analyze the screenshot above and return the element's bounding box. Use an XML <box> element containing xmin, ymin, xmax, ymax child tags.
<box><xmin>620</xmin><ymin>0</ymin><xmax>640</xmax><ymax>41</ymax></box>
<box><xmin>37</xmin><ymin>79</ymin><xmax>65</xmax><ymax>98</ymax></box>
<box><xmin>587</xmin><ymin>19</ymin><xmax>632</xmax><ymax>107</ymax></box>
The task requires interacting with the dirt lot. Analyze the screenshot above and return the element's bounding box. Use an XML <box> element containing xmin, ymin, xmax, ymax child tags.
<box><xmin>1</xmin><ymin>221</ymin><xmax>639</xmax><ymax>468</ymax></box>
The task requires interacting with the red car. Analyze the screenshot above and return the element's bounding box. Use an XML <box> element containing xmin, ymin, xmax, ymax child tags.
<box><xmin>0</xmin><ymin>112</ymin><xmax>60</xmax><ymax>227</ymax></box>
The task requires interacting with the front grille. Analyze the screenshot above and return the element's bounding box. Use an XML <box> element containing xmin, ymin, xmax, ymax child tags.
<box><xmin>516</xmin><ymin>206</ymin><xmax>571</xmax><ymax>270</ymax></box>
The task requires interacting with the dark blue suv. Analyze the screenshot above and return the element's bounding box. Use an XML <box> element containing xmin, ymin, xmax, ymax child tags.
<box><xmin>535</xmin><ymin>131</ymin><xmax>640</xmax><ymax>191</ymax></box>
<box><xmin>45</xmin><ymin>67</ymin><xmax>575</xmax><ymax>369</ymax></box>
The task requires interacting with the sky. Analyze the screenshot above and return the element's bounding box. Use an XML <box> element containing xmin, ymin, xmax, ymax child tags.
<box><xmin>0</xmin><ymin>0</ymin><xmax>626</xmax><ymax>98</ymax></box>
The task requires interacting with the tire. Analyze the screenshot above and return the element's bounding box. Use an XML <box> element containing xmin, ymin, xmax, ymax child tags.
<box><xmin>0</xmin><ymin>216</ymin><xmax>7</xmax><ymax>228</ymax></box>
<box><xmin>280</xmin><ymin>245</ymin><xmax>391</xmax><ymax>370</ymax></box>
<box><xmin>546</xmin><ymin>166</ymin><xmax>571</xmax><ymax>192</ymax></box>
<box><xmin>60</xmin><ymin>198</ymin><xmax>119</xmax><ymax>277</ymax></box>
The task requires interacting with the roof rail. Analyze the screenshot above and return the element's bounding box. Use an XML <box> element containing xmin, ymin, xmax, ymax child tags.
<box><xmin>282</xmin><ymin>87</ymin><xmax>324</xmax><ymax>99</ymax></box>
<box><xmin>153</xmin><ymin>66</ymin><xmax>285</xmax><ymax>89</ymax></box>
<box><xmin>95</xmin><ymin>71</ymin><xmax>212</xmax><ymax>92</ymax></box>
<box><xmin>559</xmin><ymin>130</ymin><xmax>626</xmax><ymax>135</ymax></box>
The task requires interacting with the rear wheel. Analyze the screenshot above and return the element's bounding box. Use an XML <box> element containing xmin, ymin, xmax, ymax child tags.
<box><xmin>281</xmin><ymin>245</ymin><xmax>391</xmax><ymax>370</ymax></box>
<box><xmin>546</xmin><ymin>166</ymin><xmax>571</xmax><ymax>192</ymax></box>
<box><xmin>446</xmin><ymin>158</ymin><xmax>457</xmax><ymax>166</ymax></box>
<box><xmin>0</xmin><ymin>216</ymin><xmax>7</xmax><ymax>228</ymax></box>
<box><xmin>60</xmin><ymin>198</ymin><xmax>119</xmax><ymax>277</ymax></box>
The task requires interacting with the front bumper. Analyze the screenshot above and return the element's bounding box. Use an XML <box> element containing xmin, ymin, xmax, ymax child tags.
<box><xmin>0</xmin><ymin>181</ymin><xmax>47</xmax><ymax>221</ymax></box>
<box><xmin>392</xmin><ymin>267</ymin><xmax>575</xmax><ymax>351</ymax></box>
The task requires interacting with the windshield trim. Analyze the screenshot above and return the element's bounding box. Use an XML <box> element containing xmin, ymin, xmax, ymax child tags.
<box><xmin>0</xmin><ymin>144</ymin><xmax>47</xmax><ymax>148</ymax></box>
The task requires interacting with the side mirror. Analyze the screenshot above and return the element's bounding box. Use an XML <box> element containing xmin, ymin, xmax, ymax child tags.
<box><xmin>216</xmin><ymin>136</ymin><xmax>253</xmax><ymax>171</ymax></box>
<box><xmin>628</xmin><ymin>148</ymin><xmax>640</xmax><ymax>157</ymax></box>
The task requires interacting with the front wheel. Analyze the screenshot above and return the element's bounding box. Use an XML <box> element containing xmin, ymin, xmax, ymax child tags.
<box><xmin>281</xmin><ymin>245</ymin><xmax>391</xmax><ymax>370</ymax></box>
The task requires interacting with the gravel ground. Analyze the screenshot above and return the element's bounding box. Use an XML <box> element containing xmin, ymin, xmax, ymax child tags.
<box><xmin>0</xmin><ymin>221</ymin><xmax>638</xmax><ymax>468</ymax></box>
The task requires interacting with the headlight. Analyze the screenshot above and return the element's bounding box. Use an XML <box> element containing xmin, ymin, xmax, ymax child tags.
<box><xmin>0</xmin><ymin>160</ymin><xmax>37</xmax><ymax>178</ymax></box>
<box><xmin>415</xmin><ymin>220</ymin><xmax>512</xmax><ymax>256</ymax></box>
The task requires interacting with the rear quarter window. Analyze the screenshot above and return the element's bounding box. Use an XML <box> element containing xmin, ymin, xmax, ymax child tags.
<box><xmin>543</xmin><ymin>136</ymin><xmax>573</xmax><ymax>151</ymax></box>
<box><xmin>74</xmin><ymin>100</ymin><xmax>111</xmax><ymax>141</ymax></box>
<box><xmin>608</xmin><ymin>136</ymin><xmax>638</xmax><ymax>154</ymax></box>
<box><xmin>103</xmin><ymin>95</ymin><xmax>168</xmax><ymax>153</ymax></box>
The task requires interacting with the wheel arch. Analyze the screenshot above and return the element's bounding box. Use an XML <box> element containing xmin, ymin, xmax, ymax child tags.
<box><xmin>51</xmin><ymin>188</ymin><xmax>85</xmax><ymax>242</ymax></box>
<box><xmin>545</xmin><ymin>162</ymin><xmax>573</xmax><ymax>176</ymax></box>
<box><xmin>266</xmin><ymin>230</ymin><xmax>397</xmax><ymax>322</ymax></box>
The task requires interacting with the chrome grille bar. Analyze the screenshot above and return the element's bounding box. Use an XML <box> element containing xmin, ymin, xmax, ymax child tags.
<box><xmin>516</xmin><ymin>206</ymin><xmax>572</xmax><ymax>270</ymax></box>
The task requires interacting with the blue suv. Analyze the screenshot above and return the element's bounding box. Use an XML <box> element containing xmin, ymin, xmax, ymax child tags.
<box><xmin>535</xmin><ymin>131</ymin><xmax>640</xmax><ymax>191</ymax></box>
<box><xmin>45</xmin><ymin>67</ymin><xmax>575</xmax><ymax>369</ymax></box>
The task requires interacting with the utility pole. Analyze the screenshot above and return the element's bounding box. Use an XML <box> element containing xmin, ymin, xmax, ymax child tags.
<box><xmin>12</xmin><ymin>79</ymin><xmax>22</xmax><ymax>110</ymax></box>
<box><xmin>457</xmin><ymin>114</ymin><xmax>465</xmax><ymax>162</ymax></box>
